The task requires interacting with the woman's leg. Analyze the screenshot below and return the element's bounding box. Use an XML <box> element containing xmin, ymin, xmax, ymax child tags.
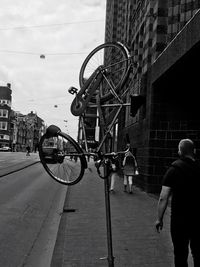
<box><xmin>110</xmin><ymin>172</ymin><xmax>117</xmax><ymax>192</ymax></box>
<box><xmin>128</xmin><ymin>175</ymin><xmax>133</xmax><ymax>193</ymax></box>
<box><xmin>123</xmin><ymin>175</ymin><xmax>128</xmax><ymax>192</ymax></box>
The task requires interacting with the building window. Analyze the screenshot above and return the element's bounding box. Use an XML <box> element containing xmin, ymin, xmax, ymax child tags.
<box><xmin>149</xmin><ymin>23</ymin><xmax>153</xmax><ymax>31</ymax></box>
<box><xmin>148</xmin><ymin>39</ymin><xmax>152</xmax><ymax>47</ymax></box>
<box><xmin>0</xmin><ymin>134</ymin><xmax>9</xmax><ymax>140</ymax></box>
<box><xmin>157</xmin><ymin>8</ymin><xmax>168</xmax><ymax>17</ymax></box>
<box><xmin>157</xmin><ymin>24</ymin><xmax>167</xmax><ymax>34</ymax></box>
<box><xmin>0</xmin><ymin>109</ymin><xmax>8</xmax><ymax>118</ymax></box>
<box><xmin>0</xmin><ymin>121</ymin><xmax>7</xmax><ymax>130</ymax></box>
<box><xmin>0</xmin><ymin>99</ymin><xmax>11</xmax><ymax>106</ymax></box>
<box><xmin>147</xmin><ymin>54</ymin><xmax>152</xmax><ymax>63</ymax></box>
<box><xmin>156</xmin><ymin>42</ymin><xmax>166</xmax><ymax>52</ymax></box>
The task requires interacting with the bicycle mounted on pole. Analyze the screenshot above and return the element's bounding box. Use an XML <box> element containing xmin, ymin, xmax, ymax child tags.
<box><xmin>38</xmin><ymin>42</ymin><xmax>145</xmax><ymax>267</ymax></box>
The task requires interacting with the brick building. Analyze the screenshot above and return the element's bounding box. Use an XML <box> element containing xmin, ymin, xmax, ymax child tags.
<box><xmin>105</xmin><ymin>0</ymin><xmax>200</xmax><ymax>192</ymax></box>
<box><xmin>0</xmin><ymin>83</ymin><xmax>12</xmax><ymax>148</ymax></box>
<box><xmin>0</xmin><ymin>83</ymin><xmax>45</xmax><ymax>152</ymax></box>
<box><xmin>13</xmin><ymin>111</ymin><xmax>45</xmax><ymax>152</ymax></box>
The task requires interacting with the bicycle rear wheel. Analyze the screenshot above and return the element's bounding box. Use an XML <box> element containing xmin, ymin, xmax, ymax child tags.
<box><xmin>39</xmin><ymin>131</ymin><xmax>87</xmax><ymax>185</ymax></box>
<box><xmin>79</xmin><ymin>42</ymin><xmax>129</xmax><ymax>103</ymax></box>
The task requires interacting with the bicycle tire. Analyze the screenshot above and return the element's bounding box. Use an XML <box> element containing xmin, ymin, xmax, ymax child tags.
<box><xmin>79</xmin><ymin>42</ymin><xmax>129</xmax><ymax>103</ymax></box>
<box><xmin>39</xmin><ymin>131</ymin><xmax>87</xmax><ymax>185</ymax></box>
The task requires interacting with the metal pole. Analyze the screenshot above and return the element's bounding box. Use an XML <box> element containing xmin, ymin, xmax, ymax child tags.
<box><xmin>97</xmin><ymin>94</ymin><xmax>114</xmax><ymax>266</ymax></box>
<box><xmin>104</xmin><ymin>162</ymin><xmax>114</xmax><ymax>267</ymax></box>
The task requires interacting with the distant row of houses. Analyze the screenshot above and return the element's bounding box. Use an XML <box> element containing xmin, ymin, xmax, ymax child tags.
<box><xmin>0</xmin><ymin>83</ymin><xmax>46</xmax><ymax>152</ymax></box>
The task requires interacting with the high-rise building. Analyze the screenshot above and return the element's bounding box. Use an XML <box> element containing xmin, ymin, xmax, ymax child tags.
<box><xmin>104</xmin><ymin>0</ymin><xmax>200</xmax><ymax>192</ymax></box>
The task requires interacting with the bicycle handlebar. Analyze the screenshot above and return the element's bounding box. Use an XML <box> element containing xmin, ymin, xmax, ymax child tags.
<box><xmin>94</xmin><ymin>148</ymin><xmax>130</xmax><ymax>179</ymax></box>
<box><xmin>103</xmin><ymin>148</ymin><xmax>130</xmax><ymax>158</ymax></box>
<box><xmin>85</xmin><ymin>147</ymin><xmax>129</xmax><ymax>160</ymax></box>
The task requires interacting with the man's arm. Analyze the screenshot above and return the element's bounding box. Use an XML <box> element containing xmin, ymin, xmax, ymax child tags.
<box><xmin>155</xmin><ymin>186</ymin><xmax>171</xmax><ymax>233</ymax></box>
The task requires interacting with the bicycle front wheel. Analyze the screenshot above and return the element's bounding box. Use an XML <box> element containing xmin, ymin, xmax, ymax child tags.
<box><xmin>39</xmin><ymin>131</ymin><xmax>87</xmax><ymax>185</ymax></box>
<box><xmin>79</xmin><ymin>42</ymin><xmax>129</xmax><ymax>103</ymax></box>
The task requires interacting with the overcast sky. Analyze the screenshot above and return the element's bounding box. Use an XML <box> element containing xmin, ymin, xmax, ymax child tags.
<box><xmin>0</xmin><ymin>0</ymin><xmax>106</xmax><ymax>139</ymax></box>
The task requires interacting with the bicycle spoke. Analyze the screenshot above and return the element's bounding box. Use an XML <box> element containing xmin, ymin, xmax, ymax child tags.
<box><xmin>39</xmin><ymin>130</ymin><xmax>86</xmax><ymax>185</ymax></box>
<box><xmin>79</xmin><ymin>42</ymin><xmax>129</xmax><ymax>103</ymax></box>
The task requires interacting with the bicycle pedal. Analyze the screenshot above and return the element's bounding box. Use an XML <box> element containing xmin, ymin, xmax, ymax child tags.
<box><xmin>68</xmin><ymin>86</ymin><xmax>78</xmax><ymax>95</ymax></box>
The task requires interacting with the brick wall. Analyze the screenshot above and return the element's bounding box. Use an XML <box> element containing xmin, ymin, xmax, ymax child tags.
<box><xmin>146</xmin><ymin>42</ymin><xmax>200</xmax><ymax>193</ymax></box>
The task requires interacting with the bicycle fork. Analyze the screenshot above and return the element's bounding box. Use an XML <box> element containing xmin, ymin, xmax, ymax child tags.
<box><xmin>70</xmin><ymin>69</ymin><xmax>103</xmax><ymax>116</ymax></box>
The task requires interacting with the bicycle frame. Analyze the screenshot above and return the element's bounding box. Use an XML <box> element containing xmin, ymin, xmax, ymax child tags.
<box><xmin>78</xmin><ymin>64</ymin><xmax>133</xmax><ymax>155</ymax></box>
<box><xmin>80</xmin><ymin>102</ymin><xmax>131</xmax><ymax>154</ymax></box>
<box><xmin>39</xmin><ymin>42</ymin><xmax>141</xmax><ymax>267</ymax></box>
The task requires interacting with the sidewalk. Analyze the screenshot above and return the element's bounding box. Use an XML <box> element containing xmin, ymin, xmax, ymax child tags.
<box><xmin>0</xmin><ymin>152</ymin><xmax>40</xmax><ymax>177</ymax></box>
<box><xmin>51</xmin><ymin>162</ymin><xmax>191</xmax><ymax>267</ymax></box>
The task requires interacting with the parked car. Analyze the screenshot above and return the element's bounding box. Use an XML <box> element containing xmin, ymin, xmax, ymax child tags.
<box><xmin>0</xmin><ymin>146</ymin><xmax>11</xmax><ymax>152</ymax></box>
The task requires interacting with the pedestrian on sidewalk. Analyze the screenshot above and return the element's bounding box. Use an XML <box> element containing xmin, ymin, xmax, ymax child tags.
<box><xmin>26</xmin><ymin>145</ymin><xmax>31</xmax><ymax>156</ymax></box>
<box><xmin>109</xmin><ymin>157</ymin><xmax>119</xmax><ymax>193</ymax></box>
<box><xmin>155</xmin><ymin>138</ymin><xmax>200</xmax><ymax>267</ymax></box>
<box><xmin>122</xmin><ymin>144</ymin><xmax>138</xmax><ymax>194</ymax></box>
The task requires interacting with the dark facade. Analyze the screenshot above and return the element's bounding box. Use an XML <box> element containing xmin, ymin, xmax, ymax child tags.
<box><xmin>148</xmin><ymin>12</ymin><xmax>200</xmax><ymax>192</ymax></box>
<box><xmin>105</xmin><ymin>0</ymin><xmax>200</xmax><ymax>193</ymax></box>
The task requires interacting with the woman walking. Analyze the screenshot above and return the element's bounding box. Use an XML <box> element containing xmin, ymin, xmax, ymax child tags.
<box><xmin>122</xmin><ymin>147</ymin><xmax>138</xmax><ymax>194</ymax></box>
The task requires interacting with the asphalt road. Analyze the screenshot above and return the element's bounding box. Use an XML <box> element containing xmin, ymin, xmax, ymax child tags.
<box><xmin>0</xmin><ymin>161</ymin><xmax>67</xmax><ymax>267</ymax></box>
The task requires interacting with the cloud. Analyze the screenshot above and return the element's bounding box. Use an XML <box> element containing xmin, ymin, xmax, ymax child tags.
<box><xmin>82</xmin><ymin>0</ymin><xmax>105</xmax><ymax>7</ymax></box>
<box><xmin>0</xmin><ymin>0</ymin><xmax>106</xmax><ymax>139</ymax></box>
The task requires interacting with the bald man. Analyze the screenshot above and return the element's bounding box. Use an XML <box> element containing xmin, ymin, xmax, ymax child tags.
<box><xmin>155</xmin><ymin>139</ymin><xmax>200</xmax><ymax>267</ymax></box>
